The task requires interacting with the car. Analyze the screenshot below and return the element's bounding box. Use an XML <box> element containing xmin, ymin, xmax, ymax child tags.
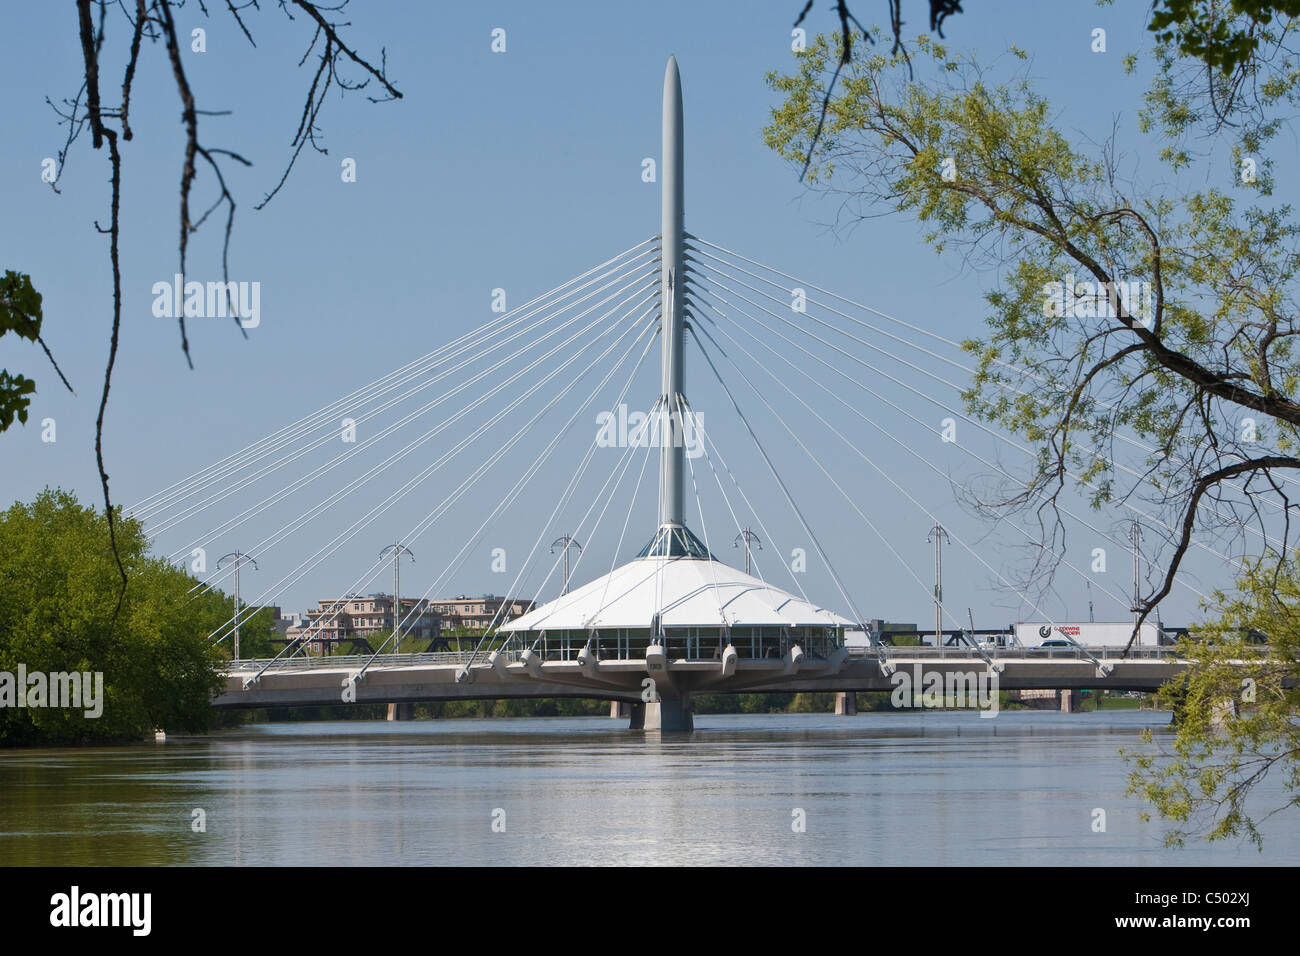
<box><xmin>1039</xmin><ymin>638</ymin><xmax>1073</xmax><ymax>648</ymax></box>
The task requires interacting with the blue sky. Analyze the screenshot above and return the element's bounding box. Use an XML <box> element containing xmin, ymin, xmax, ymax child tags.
<box><xmin>0</xmin><ymin>0</ymin><xmax>1262</xmax><ymax>630</ymax></box>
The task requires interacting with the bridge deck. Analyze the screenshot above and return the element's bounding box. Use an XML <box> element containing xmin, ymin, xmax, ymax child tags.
<box><xmin>212</xmin><ymin>646</ymin><xmax>1236</xmax><ymax>710</ymax></box>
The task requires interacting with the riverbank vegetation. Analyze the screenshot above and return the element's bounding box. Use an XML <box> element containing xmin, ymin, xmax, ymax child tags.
<box><xmin>0</xmin><ymin>489</ymin><xmax>273</xmax><ymax>746</ymax></box>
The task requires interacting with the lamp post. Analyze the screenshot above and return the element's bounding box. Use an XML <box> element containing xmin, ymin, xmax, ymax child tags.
<box><xmin>217</xmin><ymin>551</ymin><xmax>258</xmax><ymax>660</ymax></box>
<box><xmin>550</xmin><ymin>535</ymin><xmax>582</xmax><ymax>594</ymax></box>
<box><xmin>379</xmin><ymin>542</ymin><xmax>415</xmax><ymax>654</ymax></box>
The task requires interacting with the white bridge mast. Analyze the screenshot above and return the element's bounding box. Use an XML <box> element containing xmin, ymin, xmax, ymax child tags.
<box><xmin>658</xmin><ymin>55</ymin><xmax>686</xmax><ymax>531</ymax></box>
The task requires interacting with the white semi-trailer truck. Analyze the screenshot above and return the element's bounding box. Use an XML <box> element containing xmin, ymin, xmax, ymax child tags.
<box><xmin>1013</xmin><ymin>621</ymin><xmax>1163</xmax><ymax>647</ymax></box>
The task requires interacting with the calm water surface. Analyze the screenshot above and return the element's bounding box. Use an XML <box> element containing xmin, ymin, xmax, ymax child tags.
<box><xmin>2</xmin><ymin>710</ymin><xmax>1296</xmax><ymax>866</ymax></box>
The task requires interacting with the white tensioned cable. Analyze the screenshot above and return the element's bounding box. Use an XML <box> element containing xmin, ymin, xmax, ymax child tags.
<box><xmin>231</xmin><ymin>309</ymin><xmax>657</xmax><ymax>657</ymax></box>
<box><xmin>690</xmin><ymin>392</ymin><xmax>810</xmax><ymax>604</ymax></box>
<box><xmin>493</xmin><ymin>391</ymin><xmax>661</xmax><ymax>632</ymax></box>
<box><xmin>561</xmin><ymin>399</ymin><xmax>662</xmax><ymax>594</ymax></box>
<box><xmin>695</xmin><ymin>278</ymin><xmax>1210</xmax><ymax>604</ymax></box>
<box><xmin>692</xmin><ymin>235</ymin><xmax>1300</xmax><ymax>493</ymax></box>
<box><xmin>694</xmin><ymin>264</ymin><xmax>1256</xmax><ymax>571</ymax></box>
<box><xmin>691</xmin><ymin>240</ymin><xmax>1300</xmax><ymax>506</ymax></box>
<box><xmin>680</xmin><ymin>395</ymin><xmax>729</xmax><ymax>627</ymax></box>
<box><xmin>197</xmin><ymin>280</ymin><xmax>660</xmax><ymax>606</ymax></box>
<box><xmin>211</xmin><ymin>302</ymin><xmax>655</xmax><ymax>642</ymax></box>
<box><xmin>455</xmin><ymin>418</ymin><xmax>646</xmax><ymax>655</ymax></box>
<box><xmin>170</xmin><ymin>264</ymin><xmax>658</xmax><ymax>566</ymax></box>
<box><xmin>689</xmin><ymin>406</ymin><xmax>773</xmax><ymax>591</ymax></box>
<box><xmin>686</xmin><ymin>326</ymin><xmax>869</xmax><ymax>631</ymax></box>
<box><xmin>703</xmin><ymin>291</ymin><xmax>1172</xmax><ymax>610</ymax></box>
<box><xmin>135</xmin><ymin>237</ymin><xmax>659</xmax><ymax>516</ymax></box>
<box><xmin>694</xmin><ymin>254</ymin><xmax>1287</xmax><ymax>550</ymax></box>
<box><xmin>692</xmin><ymin>322</ymin><xmax>1060</xmax><ymax>632</ymax></box>
<box><xmin>689</xmin><ymin>321</ymin><xmax>961</xmax><ymax>627</ymax></box>
<box><xmin>591</xmin><ymin>427</ymin><xmax>656</xmax><ymax>627</ymax></box>
<box><xmin>154</xmin><ymin>257</ymin><xmax>660</xmax><ymax>539</ymax></box>
<box><xmin>458</xmin><ymin>334</ymin><xmax>662</xmax><ymax>652</ymax></box>
<box><xmin>373</xmin><ymin>317</ymin><xmax>660</xmax><ymax>659</ymax></box>
<box><xmin>693</xmin><ymin>252</ymin><xmax>1291</xmax><ymax>539</ymax></box>
<box><xmin>251</xmin><ymin>314</ymin><xmax>657</xmax><ymax>673</ymax></box>
<box><xmin>153</xmin><ymin>253</ymin><xmax>660</xmax><ymax>535</ymax></box>
<box><xmin>376</xmin><ymin>323</ymin><xmax>659</xmax><ymax>665</ymax></box>
<box><xmin>703</xmin><ymin>299</ymin><xmax>1144</xmax><ymax>616</ymax></box>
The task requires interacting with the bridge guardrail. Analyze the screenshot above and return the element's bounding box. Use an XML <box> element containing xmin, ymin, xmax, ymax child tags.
<box><xmin>226</xmin><ymin>643</ymin><xmax>1273</xmax><ymax>673</ymax></box>
<box><xmin>228</xmin><ymin>650</ymin><xmax>492</xmax><ymax>671</ymax></box>
<box><xmin>846</xmin><ymin>645</ymin><xmax>1272</xmax><ymax>660</ymax></box>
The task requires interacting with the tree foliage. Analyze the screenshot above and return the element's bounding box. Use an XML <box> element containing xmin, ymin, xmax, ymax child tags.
<box><xmin>764</xmin><ymin>8</ymin><xmax>1300</xmax><ymax>845</ymax></box>
<box><xmin>0</xmin><ymin>271</ymin><xmax>72</xmax><ymax>434</ymax></box>
<box><xmin>765</xmin><ymin>29</ymin><xmax>1300</xmax><ymax>636</ymax></box>
<box><xmin>0</xmin><ymin>489</ymin><xmax>268</xmax><ymax>745</ymax></box>
<box><xmin>1124</xmin><ymin>554</ymin><xmax>1300</xmax><ymax>848</ymax></box>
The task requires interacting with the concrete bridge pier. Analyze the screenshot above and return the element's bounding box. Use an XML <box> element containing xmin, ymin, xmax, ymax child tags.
<box><xmin>386</xmin><ymin>702</ymin><xmax>414</xmax><ymax>721</ymax></box>
<box><xmin>629</xmin><ymin>695</ymin><xmax>694</xmax><ymax>731</ymax></box>
<box><xmin>834</xmin><ymin>692</ymin><xmax>857</xmax><ymax>715</ymax></box>
<box><xmin>610</xmin><ymin>700</ymin><xmax>631</xmax><ymax>719</ymax></box>
<box><xmin>1059</xmin><ymin>690</ymin><xmax>1078</xmax><ymax>713</ymax></box>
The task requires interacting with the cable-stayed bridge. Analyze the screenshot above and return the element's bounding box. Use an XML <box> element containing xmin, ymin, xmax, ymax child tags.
<box><xmin>132</xmin><ymin>58</ymin><xmax>1284</xmax><ymax>730</ymax></box>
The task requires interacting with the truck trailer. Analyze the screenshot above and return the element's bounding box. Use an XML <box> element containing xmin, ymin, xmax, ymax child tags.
<box><xmin>1013</xmin><ymin>621</ymin><xmax>1163</xmax><ymax>647</ymax></box>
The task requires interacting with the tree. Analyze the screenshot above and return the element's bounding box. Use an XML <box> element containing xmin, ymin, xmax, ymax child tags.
<box><xmin>764</xmin><ymin>24</ymin><xmax>1300</xmax><ymax>641</ymax></box>
<box><xmin>764</xmin><ymin>7</ymin><xmax>1300</xmax><ymax>845</ymax></box>
<box><xmin>0</xmin><ymin>489</ymin><xmax>267</xmax><ymax>745</ymax></box>
<box><xmin>1124</xmin><ymin>555</ymin><xmax>1300</xmax><ymax>848</ymax></box>
<box><xmin>0</xmin><ymin>271</ymin><xmax>72</xmax><ymax>434</ymax></box>
<box><xmin>43</xmin><ymin>2</ymin><xmax>402</xmax><ymax>617</ymax></box>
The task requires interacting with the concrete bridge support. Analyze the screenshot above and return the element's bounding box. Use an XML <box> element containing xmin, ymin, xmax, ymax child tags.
<box><xmin>1059</xmin><ymin>690</ymin><xmax>1078</xmax><ymax>713</ymax></box>
<box><xmin>610</xmin><ymin>700</ymin><xmax>631</xmax><ymax>719</ymax></box>
<box><xmin>629</xmin><ymin>695</ymin><xmax>694</xmax><ymax>731</ymax></box>
<box><xmin>386</xmin><ymin>702</ymin><xmax>414</xmax><ymax>721</ymax></box>
<box><xmin>834</xmin><ymin>691</ymin><xmax>857</xmax><ymax>715</ymax></box>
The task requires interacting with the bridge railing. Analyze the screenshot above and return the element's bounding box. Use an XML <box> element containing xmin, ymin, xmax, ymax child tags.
<box><xmin>226</xmin><ymin>643</ymin><xmax>1273</xmax><ymax>673</ymax></box>
<box><xmin>227</xmin><ymin>650</ymin><xmax>492</xmax><ymax>671</ymax></box>
<box><xmin>848</xmin><ymin>645</ymin><xmax>1272</xmax><ymax>660</ymax></box>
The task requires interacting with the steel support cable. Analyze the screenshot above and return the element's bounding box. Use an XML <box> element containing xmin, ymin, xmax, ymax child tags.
<box><xmin>591</xmin><ymin>435</ymin><xmax>656</xmax><ymax>631</ymax></box>
<box><xmin>547</xmin><ymin>413</ymin><xmax>663</xmax><ymax>647</ymax></box>
<box><xmin>153</xmin><ymin>258</ymin><xmax>660</xmax><ymax>539</ymax></box>
<box><xmin>195</xmin><ymin>280</ymin><xmax>660</xmax><ymax>601</ymax></box>
<box><xmin>688</xmin><ymin>392</ymin><xmax>812</xmax><ymax>605</ymax></box>
<box><xmin>690</xmin><ymin>411</ymin><xmax>774</xmax><ymax>593</ymax></box>
<box><xmin>691</xmin><ymin>322</ymin><xmax>1053</xmax><ymax>633</ymax></box>
<box><xmin>692</xmin><ymin>268</ymin><xmax>1257</xmax><ymax>570</ymax></box>
<box><xmin>380</xmin><ymin>318</ymin><xmax>660</xmax><ymax>667</ymax></box>
<box><xmin>703</xmin><ymin>298</ymin><xmax>1147</xmax><ymax>616</ymax></box>
<box><xmin>694</xmin><ymin>255</ymin><xmax>1289</xmax><ymax>540</ymax></box>
<box><xmin>255</xmin><ymin>312</ymin><xmax>657</xmax><ymax>676</ymax></box>
<box><xmin>691</xmin><ymin>240</ymin><xmax>1300</xmax><ymax>502</ymax></box>
<box><xmin>211</xmin><ymin>303</ymin><xmax>654</xmax><ymax>643</ymax></box>
<box><xmin>442</xmin><ymin>328</ymin><xmax>659</xmax><ymax>649</ymax></box>
<box><xmin>554</xmin><ymin>399</ymin><xmax>661</xmax><ymax>594</ymax></box>
<box><xmin>150</xmin><ymin>251</ymin><xmax>661</xmax><ymax>530</ymax></box>
<box><xmin>167</xmin><ymin>264</ymin><xmax>659</xmax><ymax>565</ymax></box>
<box><xmin>688</xmin><ymin>323</ymin><xmax>945</xmax><ymax>629</ymax></box>
<box><xmin>135</xmin><ymin>237</ymin><xmax>660</xmax><ymax>515</ymax></box>
<box><xmin>695</xmin><ymin>280</ymin><xmax>1214</xmax><ymax>604</ymax></box>
<box><xmin>686</xmin><ymin>326</ymin><xmax>869</xmax><ymax>632</ymax></box>
<box><xmin>680</xmin><ymin>395</ymin><xmax>730</xmax><ymax>628</ymax></box>
<box><xmin>507</xmin><ymin>394</ymin><xmax>665</xmax><ymax>635</ymax></box>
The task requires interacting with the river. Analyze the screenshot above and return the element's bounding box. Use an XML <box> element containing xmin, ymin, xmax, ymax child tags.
<box><xmin>1</xmin><ymin>710</ymin><xmax>1295</xmax><ymax>866</ymax></box>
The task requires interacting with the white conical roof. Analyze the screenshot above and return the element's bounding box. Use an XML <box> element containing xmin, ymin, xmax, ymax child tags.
<box><xmin>501</xmin><ymin>550</ymin><xmax>853</xmax><ymax>633</ymax></box>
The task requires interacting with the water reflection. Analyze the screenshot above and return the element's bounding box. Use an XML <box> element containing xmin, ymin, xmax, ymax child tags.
<box><xmin>1</xmin><ymin>711</ymin><xmax>1295</xmax><ymax>865</ymax></box>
